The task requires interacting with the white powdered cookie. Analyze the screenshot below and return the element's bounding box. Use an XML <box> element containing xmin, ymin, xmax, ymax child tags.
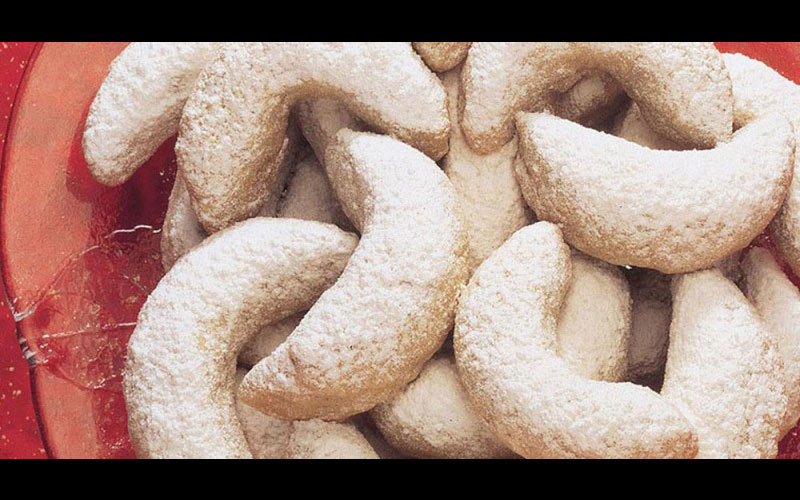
<box><xmin>234</xmin><ymin>369</ymin><xmax>292</xmax><ymax>459</ymax></box>
<box><xmin>370</xmin><ymin>355</ymin><xmax>516</xmax><ymax>459</ymax></box>
<box><xmin>160</xmin><ymin>121</ymin><xmax>303</xmax><ymax>271</ymax></box>
<box><xmin>516</xmin><ymin>112</ymin><xmax>794</xmax><ymax>274</ymax></box>
<box><xmin>723</xmin><ymin>53</ymin><xmax>800</xmax><ymax>278</ymax></box>
<box><xmin>462</xmin><ymin>42</ymin><xmax>733</xmax><ymax>153</ymax></box>
<box><xmin>287</xmin><ymin>420</ymin><xmax>378</xmax><ymax>459</ymax></box>
<box><xmin>661</xmin><ymin>269</ymin><xmax>787</xmax><ymax>459</ymax></box>
<box><xmin>84</xmin><ymin>42</ymin><xmax>224</xmax><ymax>186</ymax></box>
<box><xmin>177</xmin><ymin>42</ymin><xmax>449</xmax><ymax>232</ymax></box>
<box><xmin>239</xmin><ymin>131</ymin><xmax>469</xmax><ymax>421</ymax></box>
<box><xmin>557</xmin><ymin>252</ymin><xmax>631</xmax><ymax>382</ymax></box>
<box><xmin>741</xmin><ymin>247</ymin><xmax>800</xmax><ymax>437</ymax></box>
<box><xmin>124</xmin><ymin>219</ymin><xmax>357</xmax><ymax>458</ymax></box>
<box><xmin>277</xmin><ymin>154</ymin><xmax>351</xmax><ymax>230</ymax></box>
<box><xmin>372</xmin><ymin>252</ymin><xmax>631</xmax><ymax>459</ymax></box>
<box><xmin>454</xmin><ymin>222</ymin><xmax>697</xmax><ymax>459</ymax></box>
<box><xmin>440</xmin><ymin>68</ymin><xmax>533</xmax><ymax>271</ymax></box>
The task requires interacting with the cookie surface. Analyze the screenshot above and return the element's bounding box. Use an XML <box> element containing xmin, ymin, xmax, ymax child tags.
<box><xmin>516</xmin><ymin>112</ymin><xmax>793</xmax><ymax>274</ymax></box>
<box><xmin>462</xmin><ymin>42</ymin><xmax>733</xmax><ymax>153</ymax></box>
<box><xmin>239</xmin><ymin>131</ymin><xmax>469</xmax><ymax>421</ymax></box>
<box><xmin>84</xmin><ymin>42</ymin><xmax>223</xmax><ymax>186</ymax></box>
<box><xmin>124</xmin><ymin>219</ymin><xmax>357</xmax><ymax>458</ymax></box>
<box><xmin>177</xmin><ymin>42</ymin><xmax>449</xmax><ymax>233</ymax></box>
<box><xmin>662</xmin><ymin>269</ymin><xmax>787</xmax><ymax>458</ymax></box>
<box><xmin>454</xmin><ymin>223</ymin><xmax>698</xmax><ymax>459</ymax></box>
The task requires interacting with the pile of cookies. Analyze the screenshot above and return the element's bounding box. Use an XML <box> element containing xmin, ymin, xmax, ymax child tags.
<box><xmin>83</xmin><ymin>42</ymin><xmax>800</xmax><ymax>459</ymax></box>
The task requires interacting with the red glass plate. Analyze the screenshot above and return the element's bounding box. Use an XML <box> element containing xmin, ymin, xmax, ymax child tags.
<box><xmin>0</xmin><ymin>42</ymin><xmax>798</xmax><ymax>459</ymax></box>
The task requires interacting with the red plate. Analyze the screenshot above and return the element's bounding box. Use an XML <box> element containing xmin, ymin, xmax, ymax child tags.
<box><xmin>0</xmin><ymin>42</ymin><xmax>798</xmax><ymax>459</ymax></box>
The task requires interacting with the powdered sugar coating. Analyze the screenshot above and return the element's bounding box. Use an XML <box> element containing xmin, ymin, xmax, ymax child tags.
<box><xmin>160</xmin><ymin>121</ymin><xmax>302</xmax><ymax>271</ymax></box>
<box><xmin>84</xmin><ymin>42</ymin><xmax>223</xmax><ymax>186</ymax></box>
<box><xmin>371</xmin><ymin>355</ymin><xmax>515</xmax><ymax>459</ymax></box>
<box><xmin>237</xmin><ymin>313</ymin><xmax>302</xmax><ymax>369</ymax></box>
<box><xmin>741</xmin><ymin>248</ymin><xmax>800</xmax><ymax>437</ymax></box>
<box><xmin>372</xmin><ymin>251</ymin><xmax>631</xmax><ymax>459</ymax></box>
<box><xmin>661</xmin><ymin>269</ymin><xmax>787</xmax><ymax>459</ymax></box>
<box><xmin>454</xmin><ymin>222</ymin><xmax>697</xmax><ymax>459</ymax></box>
<box><xmin>462</xmin><ymin>42</ymin><xmax>733</xmax><ymax>154</ymax></box>
<box><xmin>723</xmin><ymin>53</ymin><xmax>800</xmax><ymax>278</ymax></box>
<box><xmin>277</xmin><ymin>154</ymin><xmax>351</xmax><ymax>230</ymax></box>
<box><xmin>557</xmin><ymin>253</ymin><xmax>631</xmax><ymax>382</ymax></box>
<box><xmin>287</xmin><ymin>420</ymin><xmax>378</xmax><ymax>459</ymax></box>
<box><xmin>515</xmin><ymin>112</ymin><xmax>794</xmax><ymax>274</ymax></box>
<box><xmin>177</xmin><ymin>42</ymin><xmax>449</xmax><ymax>233</ymax></box>
<box><xmin>296</xmin><ymin>99</ymin><xmax>365</xmax><ymax>164</ymax></box>
<box><xmin>124</xmin><ymin>218</ymin><xmax>357</xmax><ymax>458</ymax></box>
<box><xmin>440</xmin><ymin>68</ymin><xmax>533</xmax><ymax>271</ymax></box>
<box><xmin>413</xmin><ymin>42</ymin><xmax>472</xmax><ymax>73</ymax></box>
<box><xmin>239</xmin><ymin>131</ymin><xmax>469</xmax><ymax>421</ymax></box>
<box><xmin>234</xmin><ymin>369</ymin><xmax>292</xmax><ymax>459</ymax></box>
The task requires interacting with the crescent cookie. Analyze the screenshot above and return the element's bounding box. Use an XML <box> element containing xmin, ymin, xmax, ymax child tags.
<box><xmin>461</xmin><ymin>42</ymin><xmax>733</xmax><ymax>153</ymax></box>
<box><xmin>296</xmin><ymin>99</ymin><xmax>366</xmax><ymax>164</ymax></box>
<box><xmin>371</xmin><ymin>251</ymin><xmax>631</xmax><ymax>459</ymax></box>
<box><xmin>440</xmin><ymin>68</ymin><xmax>534</xmax><ymax>271</ymax></box>
<box><xmin>239</xmin><ymin>131</ymin><xmax>470</xmax><ymax>421</ymax></box>
<box><xmin>160</xmin><ymin>120</ymin><xmax>302</xmax><ymax>271</ymax></box>
<box><xmin>661</xmin><ymin>269</ymin><xmax>787</xmax><ymax>458</ymax></box>
<box><xmin>84</xmin><ymin>42</ymin><xmax>224</xmax><ymax>186</ymax></box>
<box><xmin>413</xmin><ymin>42</ymin><xmax>472</xmax><ymax>72</ymax></box>
<box><xmin>124</xmin><ymin>218</ymin><xmax>358</xmax><ymax>458</ymax></box>
<box><xmin>287</xmin><ymin>420</ymin><xmax>379</xmax><ymax>459</ymax></box>
<box><xmin>454</xmin><ymin>222</ymin><xmax>697</xmax><ymax>459</ymax></box>
<box><xmin>370</xmin><ymin>354</ymin><xmax>516</xmax><ymax>459</ymax></box>
<box><xmin>515</xmin><ymin>112</ymin><xmax>794</xmax><ymax>274</ymax></box>
<box><xmin>177</xmin><ymin>42</ymin><xmax>450</xmax><ymax>233</ymax></box>
<box><xmin>234</xmin><ymin>369</ymin><xmax>292</xmax><ymax>459</ymax></box>
<box><xmin>723</xmin><ymin>53</ymin><xmax>800</xmax><ymax>278</ymax></box>
<box><xmin>741</xmin><ymin>247</ymin><xmax>800</xmax><ymax>437</ymax></box>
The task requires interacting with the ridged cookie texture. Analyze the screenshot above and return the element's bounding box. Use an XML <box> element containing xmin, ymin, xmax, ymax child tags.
<box><xmin>124</xmin><ymin>219</ymin><xmax>357</xmax><ymax>458</ymax></box>
<box><xmin>454</xmin><ymin>222</ymin><xmax>698</xmax><ymax>459</ymax></box>
<box><xmin>239</xmin><ymin>131</ymin><xmax>470</xmax><ymax>421</ymax></box>
<box><xmin>741</xmin><ymin>248</ymin><xmax>800</xmax><ymax>437</ymax></box>
<box><xmin>661</xmin><ymin>269</ymin><xmax>787</xmax><ymax>459</ymax></box>
<box><xmin>723</xmin><ymin>53</ymin><xmax>800</xmax><ymax>278</ymax></box>
<box><xmin>287</xmin><ymin>420</ymin><xmax>378</xmax><ymax>459</ymax></box>
<box><xmin>84</xmin><ymin>42</ymin><xmax>224</xmax><ymax>186</ymax></box>
<box><xmin>516</xmin><ymin>112</ymin><xmax>794</xmax><ymax>274</ymax></box>
<box><xmin>177</xmin><ymin>42</ymin><xmax>449</xmax><ymax>233</ymax></box>
<box><xmin>413</xmin><ymin>42</ymin><xmax>472</xmax><ymax>73</ymax></box>
<box><xmin>461</xmin><ymin>42</ymin><xmax>732</xmax><ymax>153</ymax></box>
<box><xmin>371</xmin><ymin>251</ymin><xmax>631</xmax><ymax>459</ymax></box>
